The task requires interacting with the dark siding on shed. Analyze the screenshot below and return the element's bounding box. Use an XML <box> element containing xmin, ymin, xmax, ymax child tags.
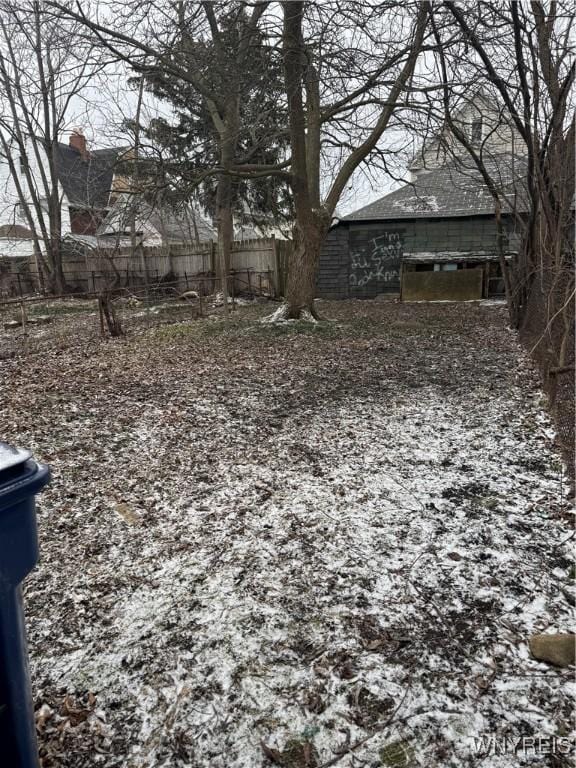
<box><xmin>348</xmin><ymin>224</ymin><xmax>404</xmax><ymax>297</ymax></box>
<box><xmin>316</xmin><ymin>225</ymin><xmax>349</xmax><ymax>298</ymax></box>
<box><xmin>402</xmin><ymin>217</ymin><xmax>503</xmax><ymax>252</ymax></box>
<box><xmin>317</xmin><ymin>215</ymin><xmax>515</xmax><ymax>299</ymax></box>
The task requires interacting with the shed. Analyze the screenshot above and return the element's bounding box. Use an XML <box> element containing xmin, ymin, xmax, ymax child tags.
<box><xmin>317</xmin><ymin>154</ymin><xmax>526</xmax><ymax>301</ymax></box>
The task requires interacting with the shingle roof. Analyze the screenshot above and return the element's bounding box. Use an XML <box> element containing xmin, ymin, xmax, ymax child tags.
<box><xmin>0</xmin><ymin>238</ymin><xmax>40</xmax><ymax>259</ymax></box>
<box><xmin>344</xmin><ymin>154</ymin><xmax>528</xmax><ymax>222</ymax></box>
<box><xmin>54</xmin><ymin>143</ymin><xmax>120</xmax><ymax>210</ymax></box>
<box><xmin>148</xmin><ymin>204</ymin><xmax>215</xmax><ymax>243</ymax></box>
<box><xmin>98</xmin><ymin>194</ymin><xmax>215</xmax><ymax>244</ymax></box>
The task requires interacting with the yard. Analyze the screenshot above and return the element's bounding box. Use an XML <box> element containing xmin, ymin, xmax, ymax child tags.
<box><xmin>2</xmin><ymin>299</ymin><xmax>574</xmax><ymax>767</ymax></box>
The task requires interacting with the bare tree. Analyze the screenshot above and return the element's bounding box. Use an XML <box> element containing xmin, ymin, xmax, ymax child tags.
<box><xmin>428</xmin><ymin>1</ymin><xmax>575</xmax><ymax>472</ymax></box>
<box><xmin>48</xmin><ymin>1</ymin><xmax>283</xmax><ymax>313</ymax></box>
<box><xmin>0</xmin><ymin>0</ymin><xmax>102</xmax><ymax>293</ymax></box>
<box><xmin>275</xmin><ymin>1</ymin><xmax>428</xmax><ymax>318</ymax></box>
<box><xmin>50</xmin><ymin>0</ymin><xmax>429</xmax><ymax>319</ymax></box>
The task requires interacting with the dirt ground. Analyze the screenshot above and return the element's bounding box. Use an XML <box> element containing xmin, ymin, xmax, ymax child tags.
<box><xmin>1</xmin><ymin>299</ymin><xmax>574</xmax><ymax>767</ymax></box>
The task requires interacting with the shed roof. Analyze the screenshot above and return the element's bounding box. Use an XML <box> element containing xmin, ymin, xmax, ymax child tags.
<box><xmin>344</xmin><ymin>154</ymin><xmax>528</xmax><ymax>222</ymax></box>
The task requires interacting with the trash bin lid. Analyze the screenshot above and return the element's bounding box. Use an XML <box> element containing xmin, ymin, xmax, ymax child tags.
<box><xmin>0</xmin><ymin>442</ymin><xmax>50</xmax><ymax>510</ymax></box>
<box><xmin>0</xmin><ymin>442</ymin><xmax>32</xmax><ymax>474</ymax></box>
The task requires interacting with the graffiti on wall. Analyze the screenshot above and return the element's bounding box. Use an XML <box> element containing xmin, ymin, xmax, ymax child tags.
<box><xmin>349</xmin><ymin>231</ymin><xmax>403</xmax><ymax>289</ymax></box>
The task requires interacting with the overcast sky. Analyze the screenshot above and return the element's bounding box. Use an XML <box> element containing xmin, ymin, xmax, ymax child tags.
<box><xmin>63</xmin><ymin>23</ymin><xmax>418</xmax><ymax>220</ymax></box>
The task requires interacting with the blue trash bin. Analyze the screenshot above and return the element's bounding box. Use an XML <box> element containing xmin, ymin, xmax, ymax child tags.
<box><xmin>0</xmin><ymin>443</ymin><xmax>50</xmax><ymax>768</ymax></box>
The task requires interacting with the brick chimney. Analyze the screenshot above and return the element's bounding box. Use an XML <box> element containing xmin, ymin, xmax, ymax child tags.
<box><xmin>69</xmin><ymin>129</ymin><xmax>89</xmax><ymax>161</ymax></box>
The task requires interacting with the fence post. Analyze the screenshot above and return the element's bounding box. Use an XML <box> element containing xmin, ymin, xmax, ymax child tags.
<box><xmin>210</xmin><ymin>241</ymin><xmax>216</xmax><ymax>274</ymax></box>
<box><xmin>16</xmin><ymin>272</ymin><xmax>23</xmax><ymax>298</ymax></box>
<box><xmin>272</xmin><ymin>235</ymin><xmax>281</xmax><ymax>298</ymax></box>
<box><xmin>20</xmin><ymin>299</ymin><xmax>28</xmax><ymax>354</ymax></box>
<box><xmin>98</xmin><ymin>296</ymin><xmax>105</xmax><ymax>337</ymax></box>
<box><xmin>91</xmin><ymin>271</ymin><xmax>96</xmax><ymax>295</ymax></box>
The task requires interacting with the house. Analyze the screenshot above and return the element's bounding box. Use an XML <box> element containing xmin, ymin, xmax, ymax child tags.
<box><xmin>0</xmin><ymin>129</ymin><xmax>121</xmax><ymax>263</ymax></box>
<box><xmin>0</xmin><ymin>129</ymin><xmax>216</xmax><ymax>286</ymax></box>
<box><xmin>96</xmin><ymin>193</ymin><xmax>215</xmax><ymax>247</ymax></box>
<box><xmin>54</xmin><ymin>132</ymin><xmax>120</xmax><ymax>235</ymax></box>
<box><xmin>317</xmin><ymin>154</ymin><xmax>527</xmax><ymax>302</ymax></box>
<box><xmin>0</xmin><ymin>129</ymin><xmax>120</xmax><ymax>237</ymax></box>
<box><xmin>408</xmin><ymin>92</ymin><xmax>522</xmax><ymax>181</ymax></box>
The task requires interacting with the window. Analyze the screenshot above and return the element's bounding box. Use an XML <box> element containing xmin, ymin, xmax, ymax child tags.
<box><xmin>434</xmin><ymin>263</ymin><xmax>458</xmax><ymax>272</ymax></box>
<box><xmin>471</xmin><ymin>117</ymin><xmax>483</xmax><ymax>145</ymax></box>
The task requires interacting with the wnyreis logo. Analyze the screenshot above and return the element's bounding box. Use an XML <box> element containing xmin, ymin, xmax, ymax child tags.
<box><xmin>472</xmin><ymin>735</ymin><xmax>573</xmax><ymax>757</ymax></box>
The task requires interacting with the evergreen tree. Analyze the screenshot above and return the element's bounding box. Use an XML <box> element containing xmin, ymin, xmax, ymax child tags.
<box><xmin>132</xmin><ymin>6</ymin><xmax>290</xmax><ymax>236</ymax></box>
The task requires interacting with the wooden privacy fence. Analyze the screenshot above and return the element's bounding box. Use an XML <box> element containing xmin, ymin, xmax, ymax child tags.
<box><xmin>17</xmin><ymin>237</ymin><xmax>291</xmax><ymax>298</ymax></box>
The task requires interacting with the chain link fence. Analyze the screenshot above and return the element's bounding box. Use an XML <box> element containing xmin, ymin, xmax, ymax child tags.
<box><xmin>0</xmin><ymin>270</ymin><xmax>276</xmax><ymax>360</ymax></box>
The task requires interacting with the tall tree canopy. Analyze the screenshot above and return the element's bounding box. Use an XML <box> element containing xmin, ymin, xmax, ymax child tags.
<box><xmin>49</xmin><ymin>0</ymin><xmax>429</xmax><ymax>316</ymax></box>
<box><xmin>133</xmin><ymin>6</ymin><xmax>291</xmax><ymax>234</ymax></box>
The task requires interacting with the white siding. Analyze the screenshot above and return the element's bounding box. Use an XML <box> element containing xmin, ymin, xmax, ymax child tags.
<box><xmin>410</xmin><ymin>97</ymin><xmax>522</xmax><ymax>181</ymax></box>
<box><xmin>0</xmin><ymin>137</ymin><xmax>71</xmax><ymax>236</ymax></box>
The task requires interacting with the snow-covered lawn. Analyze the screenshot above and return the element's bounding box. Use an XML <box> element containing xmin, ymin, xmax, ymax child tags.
<box><xmin>2</xmin><ymin>300</ymin><xmax>574</xmax><ymax>767</ymax></box>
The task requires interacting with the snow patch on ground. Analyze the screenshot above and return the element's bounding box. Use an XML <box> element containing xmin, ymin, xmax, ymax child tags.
<box><xmin>32</xmin><ymin>390</ymin><xmax>573</xmax><ymax>767</ymax></box>
<box><xmin>4</xmin><ymin>301</ymin><xmax>572</xmax><ymax>766</ymax></box>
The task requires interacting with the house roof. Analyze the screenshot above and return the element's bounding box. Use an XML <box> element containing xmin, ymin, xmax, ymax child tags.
<box><xmin>0</xmin><ymin>238</ymin><xmax>41</xmax><ymax>259</ymax></box>
<box><xmin>148</xmin><ymin>204</ymin><xmax>215</xmax><ymax>243</ymax></box>
<box><xmin>63</xmin><ymin>233</ymin><xmax>137</xmax><ymax>250</ymax></box>
<box><xmin>54</xmin><ymin>143</ymin><xmax>121</xmax><ymax>210</ymax></box>
<box><xmin>97</xmin><ymin>194</ymin><xmax>215</xmax><ymax>244</ymax></box>
<box><xmin>0</xmin><ymin>224</ymin><xmax>33</xmax><ymax>238</ymax></box>
<box><xmin>344</xmin><ymin>154</ymin><xmax>528</xmax><ymax>222</ymax></box>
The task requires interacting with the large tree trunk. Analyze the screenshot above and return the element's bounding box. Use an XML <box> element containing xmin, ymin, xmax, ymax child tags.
<box><xmin>283</xmin><ymin>219</ymin><xmax>327</xmax><ymax>319</ymax></box>
<box><xmin>215</xmin><ymin>126</ymin><xmax>237</xmax><ymax>315</ymax></box>
<box><xmin>215</xmin><ymin>172</ymin><xmax>233</xmax><ymax>313</ymax></box>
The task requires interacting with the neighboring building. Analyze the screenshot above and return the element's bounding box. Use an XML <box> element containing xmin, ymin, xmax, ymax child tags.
<box><xmin>97</xmin><ymin>193</ymin><xmax>215</xmax><ymax>247</ymax></box>
<box><xmin>409</xmin><ymin>92</ymin><xmax>522</xmax><ymax>181</ymax></box>
<box><xmin>0</xmin><ymin>129</ymin><xmax>120</xmax><ymax>261</ymax></box>
<box><xmin>233</xmin><ymin>207</ymin><xmax>290</xmax><ymax>241</ymax></box>
<box><xmin>54</xmin><ymin>132</ymin><xmax>120</xmax><ymax>235</ymax></box>
<box><xmin>0</xmin><ymin>130</ymin><xmax>218</xmax><ymax>266</ymax></box>
<box><xmin>317</xmin><ymin>154</ymin><xmax>527</xmax><ymax>302</ymax></box>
